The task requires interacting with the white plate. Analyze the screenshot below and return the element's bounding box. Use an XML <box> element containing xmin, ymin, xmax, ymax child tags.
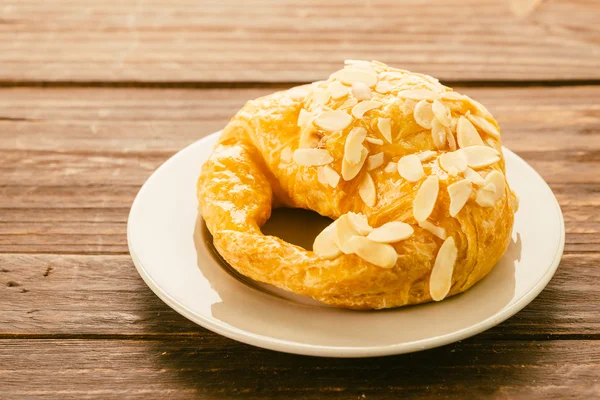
<box><xmin>128</xmin><ymin>132</ymin><xmax>564</xmax><ymax>358</ymax></box>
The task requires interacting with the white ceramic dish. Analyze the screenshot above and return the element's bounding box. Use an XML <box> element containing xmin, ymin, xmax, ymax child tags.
<box><xmin>128</xmin><ymin>131</ymin><xmax>564</xmax><ymax>358</ymax></box>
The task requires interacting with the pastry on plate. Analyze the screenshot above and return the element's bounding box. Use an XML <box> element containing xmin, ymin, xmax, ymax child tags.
<box><xmin>197</xmin><ymin>60</ymin><xmax>518</xmax><ymax>310</ymax></box>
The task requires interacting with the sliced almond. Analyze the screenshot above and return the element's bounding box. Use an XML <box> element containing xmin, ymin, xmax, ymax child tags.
<box><xmin>467</xmin><ymin>96</ymin><xmax>492</xmax><ymax>118</ymax></box>
<box><xmin>351</xmin><ymin>82</ymin><xmax>372</xmax><ymax>101</ymax></box>
<box><xmin>347</xmin><ymin>212</ymin><xmax>373</xmax><ymax>235</ymax></box>
<box><xmin>344</xmin><ymin>127</ymin><xmax>367</xmax><ymax>164</ymax></box>
<box><xmin>476</xmin><ymin>170</ymin><xmax>506</xmax><ymax>207</ymax></box>
<box><xmin>293</xmin><ymin>148</ymin><xmax>334</xmax><ymax>166</ymax></box>
<box><xmin>348</xmin><ymin>236</ymin><xmax>398</xmax><ymax>269</ymax></box>
<box><xmin>384</xmin><ymin>162</ymin><xmax>397</xmax><ymax>173</ymax></box>
<box><xmin>462</xmin><ymin>146</ymin><xmax>501</xmax><ymax>168</ymax></box>
<box><xmin>431</xmin><ymin>118</ymin><xmax>448</xmax><ymax>149</ymax></box>
<box><xmin>441</xmin><ymin>92</ymin><xmax>465</xmax><ymax>101</ymax></box>
<box><xmin>288</xmin><ymin>85</ymin><xmax>311</xmax><ymax>101</ymax></box>
<box><xmin>328</xmin><ymin>81</ymin><xmax>349</xmax><ymax>100</ymax></box>
<box><xmin>448</xmin><ymin>179</ymin><xmax>473</xmax><ymax>217</ymax></box>
<box><xmin>417</xmin><ymin>150</ymin><xmax>437</xmax><ymax>162</ymax></box>
<box><xmin>377</xmin><ymin>117</ymin><xmax>393</xmax><ymax>143</ymax></box>
<box><xmin>430</xmin><ymin>237</ymin><xmax>458</xmax><ymax>301</ymax></box>
<box><xmin>368</xmin><ymin>152</ymin><xmax>385</xmax><ymax>171</ymax></box>
<box><xmin>413</xmin><ymin>175</ymin><xmax>439</xmax><ymax>222</ymax></box>
<box><xmin>397</xmin><ymin>154</ymin><xmax>425</xmax><ymax>182</ymax></box>
<box><xmin>397</xmin><ymin>90</ymin><xmax>439</xmax><ymax>101</ymax></box>
<box><xmin>313</xmin><ymin>221</ymin><xmax>342</xmax><ymax>259</ymax></box>
<box><xmin>342</xmin><ymin>146</ymin><xmax>368</xmax><ymax>181</ymax></box>
<box><xmin>418</xmin><ymin>220</ymin><xmax>447</xmax><ymax>240</ymax></box>
<box><xmin>340</xmin><ymin>97</ymin><xmax>358</xmax><ymax>110</ymax></box>
<box><xmin>334</xmin><ymin>68</ymin><xmax>378</xmax><ymax>87</ymax></box>
<box><xmin>317</xmin><ymin>166</ymin><xmax>328</xmax><ymax>185</ymax></box>
<box><xmin>467</xmin><ymin>113</ymin><xmax>500</xmax><ymax>138</ymax></box>
<box><xmin>335</xmin><ymin>214</ymin><xmax>360</xmax><ymax>254</ymax></box>
<box><xmin>323</xmin><ymin>165</ymin><xmax>340</xmax><ymax>188</ymax></box>
<box><xmin>375</xmin><ymin>80</ymin><xmax>393</xmax><ymax>94</ymax></box>
<box><xmin>439</xmin><ymin>150</ymin><xmax>467</xmax><ymax>175</ymax></box>
<box><xmin>432</xmin><ymin>100</ymin><xmax>452</xmax><ymax>127</ymax></box>
<box><xmin>352</xmin><ymin>100</ymin><xmax>382</xmax><ymax>119</ymax></box>
<box><xmin>446</xmin><ymin>128</ymin><xmax>457</xmax><ymax>151</ymax></box>
<box><xmin>457</xmin><ymin>116</ymin><xmax>484</xmax><ymax>148</ymax></box>
<box><xmin>311</xmin><ymin>89</ymin><xmax>331</xmax><ymax>109</ymax></box>
<box><xmin>298</xmin><ymin>123</ymin><xmax>319</xmax><ymax>148</ymax></box>
<box><xmin>358</xmin><ymin>173</ymin><xmax>377</xmax><ymax>207</ymax></box>
<box><xmin>366</xmin><ymin>137</ymin><xmax>384</xmax><ymax>145</ymax></box>
<box><xmin>413</xmin><ymin>100</ymin><xmax>435</xmax><ymax>129</ymax></box>
<box><xmin>297</xmin><ymin>109</ymin><xmax>315</xmax><ymax>127</ymax></box>
<box><xmin>367</xmin><ymin>221</ymin><xmax>414</xmax><ymax>243</ymax></box>
<box><xmin>464</xmin><ymin>167</ymin><xmax>485</xmax><ymax>185</ymax></box>
<box><xmin>314</xmin><ymin>110</ymin><xmax>353</xmax><ymax>132</ymax></box>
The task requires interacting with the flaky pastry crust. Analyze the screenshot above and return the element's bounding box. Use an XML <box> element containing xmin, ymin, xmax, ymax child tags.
<box><xmin>197</xmin><ymin>60</ymin><xmax>518</xmax><ymax>310</ymax></box>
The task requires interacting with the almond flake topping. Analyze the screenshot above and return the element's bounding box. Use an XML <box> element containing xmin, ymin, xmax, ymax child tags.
<box><xmin>351</xmin><ymin>82</ymin><xmax>372</xmax><ymax>100</ymax></box>
<box><xmin>418</xmin><ymin>220</ymin><xmax>447</xmax><ymax>240</ymax></box>
<box><xmin>462</xmin><ymin>146</ymin><xmax>501</xmax><ymax>168</ymax></box>
<box><xmin>375</xmin><ymin>80</ymin><xmax>393</xmax><ymax>94</ymax></box>
<box><xmin>397</xmin><ymin>154</ymin><xmax>425</xmax><ymax>182</ymax></box>
<box><xmin>441</xmin><ymin>92</ymin><xmax>465</xmax><ymax>101</ymax></box>
<box><xmin>368</xmin><ymin>152</ymin><xmax>385</xmax><ymax>171</ymax></box>
<box><xmin>384</xmin><ymin>162</ymin><xmax>397</xmax><ymax>173</ymax></box>
<box><xmin>431</xmin><ymin>118</ymin><xmax>448</xmax><ymax>149</ymax></box>
<box><xmin>317</xmin><ymin>166</ymin><xmax>328</xmax><ymax>185</ymax></box>
<box><xmin>328</xmin><ymin>81</ymin><xmax>349</xmax><ymax>99</ymax></box>
<box><xmin>297</xmin><ymin>109</ymin><xmax>315</xmax><ymax>127</ymax></box>
<box><xmin>340</xmin><ymin>97</ymin><xmax>358</xmax><ymax>110</ymax></box>
<box><xmin>335</xmin><ymin>214</ymin><xmax>361</xmax><ymax>254</ymax></box>
<box><xmin>476</xmin><ymin>170</ymin><xmax>506</xmax><ymax>207</ymax></box>
<box><xmin>448</xmin><ymin>179</ymin><xmax>473</xmax><ymax>217</ymax></box>
<box><xmin>347</xmin><ymin>212</ymin><xmax>373</xmax><ymax>235</ymax></box>
<box><xmin>288</xmin><ymin>85</ymin><xmax>311</xmax><ymax>101</ymax></box>
<box><xmin>358</xmin><ymin>173</ymin><xmax>377</xmax><ymax>207</ymax></box>
<box><xmin>467</xmin><ymin>113</ymin><xmax>500</xmax><ymax>138</ymax></box>
<box><xmin>367</xmin><ymin>221</ymin><xmax>414</xmax><ymax>243</ymax></box>
<box><xmin>342</xmin><ymin>146</ymin><xmax>368</xmax><ymax>181</ymax></box>
<box><xmin>352</xmin><ymin>100</ymin><xmax>382</xmax><ymax>119</ymax></box>
<box><xmin>413</xmin><ymin>175</ymin><xmax>439</xmax><ymax>222</ymax></box>
<box><xmin>464</xmin><ymin>167</ymin><xmax>484</xmax><ymax>185</ymax></box>
<box><xmin>293</xmin><ymin>148</ymin><xmax>333</xmax><ymax>166</ymax></box>
<box><xmin>417</xmin><ymin>150</ymin><xmax>437</xmax><ymax>162</ymax></box>
<box><xmin>397</xmin><ymin>90</ymin><xmax>440</xmax><ymax>101</ymax></box>
<box><xmin>457</xmin><ymin>116</ymin><xmax>484</xmax><ymax>148</ymax></box>
<box><xmin>313</xmin><ymin>221</ymin><xmax>342</xmax><ymax>259</ymax></box>
<box><xmin>314</xmin><ymin>110</ymin><xmax>353</xmax><ymax>132</ymax></box>
<box><xmin>348</xmin><ymin>236</ymin><xmax>398</xmax><ymax>269</ymax></box>
<box><xmin>413</xmin><ymin>100</ymin><xmax>435</xmax><ymax>129</ymax></box>
<box><xmin>467</xmin><ymin>97</ymin><xmax>492</xmax><ymax>118</ymax></box>
<box><xmin>344</xmin><ymin>127</ymin><xmax>367</xmax><ymax>164</ymax></box>
<box><xmin>366</xmin><ymin>137</ymin><xmax>384</xmax><ymax>145</ymax></box>
<box><xmin>334</xmin><ymin>68</ymin><xmax>378</xmax><ymax>87</ymax></box>
<box><xmin>432</xmin><ymin>100</ymin><xmax>452</xmax><ymax>127</ymax></box>
<box><xmin>439</xmin><ymin>150</ymin><xmax>468</xmax><ymax>176</ymax></box>
<box><xmin>430</xmin><ymin>236</ymin><xmax>458</xmax><ymax>301</ymax></box>
<box><xmin>446</xmin><ymin>127</ymin><xmax>458</xmax><ymax>151</ymax></box>
<box><xmin>377</xmin><ymin>117</ymin><xmax>393</xmax><ymax>143</ymax></box>
<box><xmin>322</xmin><ymin>165</ymin><xmax>340</xmax><ymax>188</ymax></box>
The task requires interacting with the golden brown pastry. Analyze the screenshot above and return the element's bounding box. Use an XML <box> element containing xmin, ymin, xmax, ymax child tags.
<box><xmin>197</xmin><ymin>60</ymin><xmax>518</xmax><ymax>310</ymax></box>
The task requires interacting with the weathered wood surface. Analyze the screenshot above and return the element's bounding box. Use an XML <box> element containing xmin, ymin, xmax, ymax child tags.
<box><xmin>1</xmin><ymin>0</ymin><xmax>600</xmax><ymax>83</ymax></box>
<box><xmin>1</xmin><ymin>339</ymin><xmax>599</xmax><ymax>399</ymax></box>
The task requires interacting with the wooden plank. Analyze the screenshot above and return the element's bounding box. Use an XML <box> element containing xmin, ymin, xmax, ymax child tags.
<box><xmin>1</xmin><ymin>0</ymin><xmax>599</xmax><ymax>83</ymax></box>
<box><xmin>1</xmin><ymin>253</ymin><xmax>599</xmax><ymax>336</ymax></box>
<box><xmin>1</xmin><ymin>339</ymin><xmax>599</xmax><ymax>399</ymax></box>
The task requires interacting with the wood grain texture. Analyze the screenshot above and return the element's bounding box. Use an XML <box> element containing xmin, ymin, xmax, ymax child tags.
<box><xmin>1</xmin><ymin>0</ymin><xmax>600</xmax><ymax>83</ymax></box>
<box><xmin>1</xmin><ymin>86</ymin><xmax>598</xmax><ymax>254</ymax></box>
<box><xmin>1</xmin><ymin>339</ymin><xmax>599</xmax><ymax>399</ymax></box>
<box><xmin>1</xmin><ymin>253</ymin><xmax>599</xmax><ymax>337</ymax></box>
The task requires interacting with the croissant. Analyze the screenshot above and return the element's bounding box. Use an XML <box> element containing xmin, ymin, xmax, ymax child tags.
<box><xmin>197</xmin><ymin>60</ymin><xmax>518</xmax><ymax>310</ymax></box>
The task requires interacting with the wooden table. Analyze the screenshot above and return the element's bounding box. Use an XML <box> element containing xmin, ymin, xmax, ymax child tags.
<box><xmin>1</xmin><ymin>1</ymin><xmax>599</xmax><ymax>398</ymax></box>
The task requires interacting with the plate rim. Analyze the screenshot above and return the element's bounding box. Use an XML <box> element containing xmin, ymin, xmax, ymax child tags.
<box><xmin>128</xmin><ymin>132</ymin><xmax>565</xmax><ymax>358</ymax></box>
